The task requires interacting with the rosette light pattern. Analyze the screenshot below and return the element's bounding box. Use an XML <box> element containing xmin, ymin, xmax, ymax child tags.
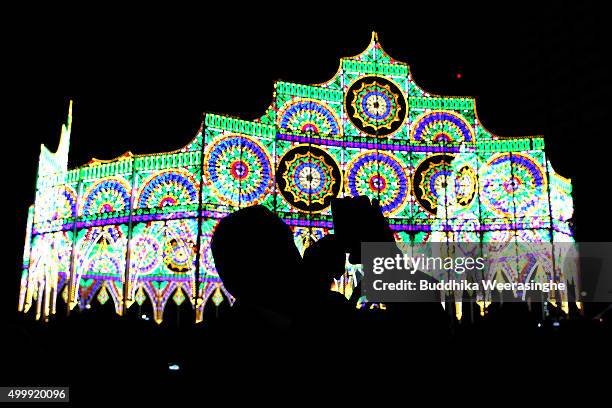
<box><xmin>81</xmin><ymin>178</ymin><xmax>131</xmax><ymax>215</ymax></box>
<box><xmin>345</xmin><ymin>151</ymin><xmax>409</xmax><ymax>215</ymax></box>
<box><xmin>413</xmin><ymin>155</ymin><xmax>454</xmax><ymax>215</ymax></box>
<box><xmin>204</xmin><ymin>135</ymin><xmax>272</xmax><ymax>207</ymax></box>
<box><xmin>137</xmin><ymin>170</ymin><xmax>198</xmax><ymax>209</ymax></box>
<box><xmin>346</xmin><ymin>76</ymin><xmax>406</xmax><ymax>136</ymax></box>
<box><xmin>411</xmin><ymin>111</ymin><xmax>474</xmax><ymax>143</ymax></box>
<box><xmin>278</xmin><ymin>99</ymin><xmax>341</xmax><ymax>136</ymax></box>
<box><xmin>481</xmin><ymin>153</ymin><xmax>547</xmax><ymax>217</ymax></box>
<box><xmin>277</xmin><ymin>145</ymin><xmax>341</xmax><ymax>212</ymax></box>
<box><xmin>163</xmin><ymin>236</ymin><xmax>195</xmax><ymax>273</ymax></box>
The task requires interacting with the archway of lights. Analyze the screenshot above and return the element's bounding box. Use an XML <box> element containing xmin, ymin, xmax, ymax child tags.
<box><xmin>20</xmin><ymin>33</ymin><xmax>575</xmax><ymax>323</ymax></box>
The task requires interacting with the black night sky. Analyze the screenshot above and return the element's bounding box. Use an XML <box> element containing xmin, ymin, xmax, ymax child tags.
<box><xmin>3</xmin><ymin>2</ymin><xmax>610</xmax><ymax>395</ymax></box>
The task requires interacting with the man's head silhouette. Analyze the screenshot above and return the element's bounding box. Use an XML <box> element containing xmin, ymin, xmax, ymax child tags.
<box><xmin>210</xmin><ymin>206</ymin><xmax>302</xmax><ymax>313</ymax></box>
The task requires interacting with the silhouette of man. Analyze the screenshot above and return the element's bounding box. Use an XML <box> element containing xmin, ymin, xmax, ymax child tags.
<box><xmin>211</xmin><ymin>205</ymin><xmax>304</xmax><ymax>335</ymax></box>
<box><xmin>300</xmin><ymin>234</ymin><xmax>357</xmax><ymax>340</ymax></box>
<box><xmin>329</xmin><ymin>196</ymin><xmax>450</xmax><ymax>347</ymax></box>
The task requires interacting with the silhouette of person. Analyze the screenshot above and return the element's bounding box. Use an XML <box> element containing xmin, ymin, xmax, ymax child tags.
<box><xmin>329</xmin><ymin>196</ymin><xmax>450</xmax><ymax>348</ymax></box>
<box><xmin>208</xmin><ymin>200</ymin><xmax>450</xmax><ymax>373</ymax></box>
<box><xmin>210</xmin><ymin>205</ymin><xmax>303</xmax><ymax>335</ymax></box>
<box><xmin>300</xmin><ymin>234</ymin><xmax>357</xmax><ymax>340</ymax></box>
<box><xmin>208</xmin><ymin>205</ymin><xmax>311</xmax><ymax>378</ymax></box>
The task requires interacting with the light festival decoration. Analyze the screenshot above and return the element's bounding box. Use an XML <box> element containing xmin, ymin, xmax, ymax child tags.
<box><xmin>19</xmin><ymin>33</ymin><xmax>577</xmax><ymax>323</ymax></box>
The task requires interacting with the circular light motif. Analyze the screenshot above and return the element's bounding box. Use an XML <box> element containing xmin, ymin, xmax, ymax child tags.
<box><xmin>82</xmin><ymin>178</ymin><xmax>131</xmax><ymax>215</ymax></box>
<box><xmin>481</xmin><ymin>153</ymin><xmax>547</xmax><ymax>217</ymax></box>
<box><xmin>137</xmin><ymin>170</ymin><xmax>198</xmax><ymax>209</ymax></box>
<box><xmin>369</xmin><ymin>174</ymin><xmax>387</xmax><ymax>192</ymax></box>
<box><xmin>164</xmin><ymin>238</ymin><xmax>195</xmax><ymax>273</ymax></box>
<box><xmin>413</xmin><ymin>155</ymin><xmax>454</xmax><ymax>215</ymax></box>
<box><xmin>345</xmin><ymin>151</ymin><xmax>409</xmax><ymax>215</ymax></box>
<box><xmin>278</xmin><ymin>99</ymin><xmax>341</xmax><ymax>136</ymax></box>
<box><xmin>345</xmin><ymin>76</ymin><xmax>406</xmax><ymax>137</ymax></box>
<box><xmin>204</xmin><ymin>135</ymin><xmax>273</xmax><ymax>207</ymax></box>
<box><xmin>130</xmin><ymin>235</ymin><xmax>161</xmax><ymax>274</ymax></box>
<box><xmin>230</xmin><ymin>161</ymin><xmax>249</xmax><ymax>180</ymax></box>
<box><xmin>411</xmin><ymin>111</ymin><xmax>474</xmax><ymax>143</ymax></box>
<box><xmin>277</xmin><ymin>145</ymin><xmax>341</xmax><ymax>212</ymax></box>
<box><xmin>363</xmin><ymin>91</ymin><xmax>391</xmax><ymax>120</ymax></box>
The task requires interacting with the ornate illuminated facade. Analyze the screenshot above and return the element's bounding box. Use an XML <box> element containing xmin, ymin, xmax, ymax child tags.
<box><xmin>20</xmin><ymin>33</ymin><xmax>575</xmax><ymax>323</ymax></box>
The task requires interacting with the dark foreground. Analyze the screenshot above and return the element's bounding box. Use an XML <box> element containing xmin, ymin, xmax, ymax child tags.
<box><xmin>4</xmin><ymin>301</ymin><xmax>611</xmax><ymax>405</ymax></box>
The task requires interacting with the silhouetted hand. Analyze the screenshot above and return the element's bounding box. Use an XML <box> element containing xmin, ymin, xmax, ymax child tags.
<box><xmin>331</xmin><ymin>196</ymin><xmax>397</xmax><ymax>264</ymax></box>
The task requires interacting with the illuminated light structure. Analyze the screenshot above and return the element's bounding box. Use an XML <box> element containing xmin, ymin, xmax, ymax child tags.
<box><xmin>20</xmin><ymin>33</ymin><xmax>576</xmax><ymax>323</ymax></box>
